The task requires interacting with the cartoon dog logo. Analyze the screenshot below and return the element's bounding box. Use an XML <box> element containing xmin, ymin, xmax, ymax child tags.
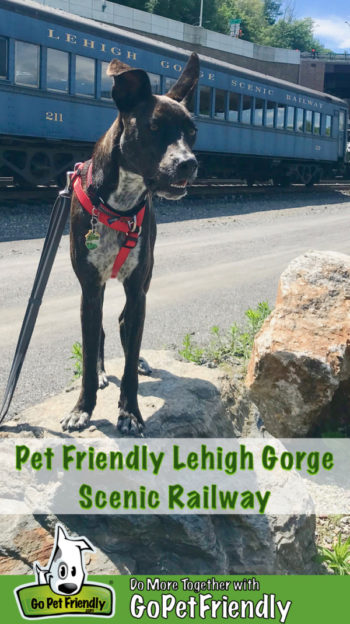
<box><xmin>15</xmin><ymin>523</ymin><xmax>114</xmax><ymax>619</ymax></box>
<box><xmin>34</xmin><ymin>523</ymin><xmax>94</xmax><ymax>596</ymax></box>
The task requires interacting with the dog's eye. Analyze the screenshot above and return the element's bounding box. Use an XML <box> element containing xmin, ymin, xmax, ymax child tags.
<box><xmin>150</xmin><ymin>122</ymin><xmax>158</xmax><ymax>131</ymax></box>
<box><xmin>188</xmin><ymin>127</ymin><xmax>197</xmax><ymax>136</ymax></box>
<box><xmin>58</xmin><ymin>563</ymin><xmax>68</xmax><ymax>579</ymax></box>
<box><xmin>71</xmin><ymin>566</ymin><xmax>76</xmax><ymax>577</ymax></box>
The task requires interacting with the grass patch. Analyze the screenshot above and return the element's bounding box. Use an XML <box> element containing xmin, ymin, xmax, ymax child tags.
<box><xmin>179</xmin><ymin>302</ymin><xmax>271</xmax><ymax>367</ymax></box>
<box><xmin>317</xmin><ymin>535</ymin><xmax>350</xmax><ymax>575</ymax></box>
<box><xmin>68</xmin><ymin>341</ymin><xmax>83</xmax><ymax>383</ymax></box>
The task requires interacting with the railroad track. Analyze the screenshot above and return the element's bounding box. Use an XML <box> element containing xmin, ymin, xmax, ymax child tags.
<box><xmin>188</xmin><ymin>179</ymin><xmax>350</xmax><ymax>198</ymax></box>
<box><xmin>1</xmin><ymin>180</ymin><xmax>350</xmax><ymax>202</ymax></box>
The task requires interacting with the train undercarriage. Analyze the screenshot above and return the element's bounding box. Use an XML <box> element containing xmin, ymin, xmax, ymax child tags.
<box><xmin>0</xmin><ymin>137</ymin><xmax>92</xmax><ymax>188</ymax></box>
<box><xmin>0</xmin><ymin>138</ymin><xmax>348</xmax><ymax>188</ymax></box>
<box><xmin>197</xmin><ymin>153</ymin><xmax>347</xmax><ymax>187</ymax></box>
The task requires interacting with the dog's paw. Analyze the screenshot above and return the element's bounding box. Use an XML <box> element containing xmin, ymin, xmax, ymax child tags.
<box><xmin>61</xmin><ymin>411</ymin><xmax>91</xmax><ymax>432</ymax></box>
<box><xmin>98</xmin><ymin>372</ymin><xmax>109</xmax><ymax>389</ymax></box>
<box><xmin>138</xmin><ymin>357</ymin><xmax>152</xmax><ymax>376</ymax></box>
<box><xmin>117</xmin><ymin>410</ymin><xmax>144</xmax><ymax>436</ymax></box>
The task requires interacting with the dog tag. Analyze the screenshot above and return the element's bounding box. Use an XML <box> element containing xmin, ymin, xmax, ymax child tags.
<box><xmin>85</xmin><ymin>230</ymin><xmax>100</xmax><ymax>250</ymax></box>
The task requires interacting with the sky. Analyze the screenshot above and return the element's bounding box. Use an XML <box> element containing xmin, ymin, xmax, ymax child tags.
<box><xmin>293</xmin><ymin>0</ymin><xmax>350</xmax><ymax>51</ymax></box>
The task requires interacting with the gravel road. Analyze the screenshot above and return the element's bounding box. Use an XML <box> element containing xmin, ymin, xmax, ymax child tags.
<box><xmin>1</xmin><ymin>189</ymin><xmax>350</xmax><ymax>418</ymax></box>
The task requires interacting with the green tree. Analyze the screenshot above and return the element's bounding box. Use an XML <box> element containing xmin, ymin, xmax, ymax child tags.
<box><xmin>264</xmin><ymin>17</ymin><xmax>325</xmax><ymax>52</ymax></box>
<box><xmin>110</xmin><ymin>0</ymin><xmax>228</xmax><ymax>32</ymax></box>
<box><xmin>218</xmin><ymin>0</ymin><xmax>269</xmax><ymax>44</ymax></box>
<box><xmin>263</xmin><ymin>0</ymin><xmax>282</xmax><ymax>25</ymax></box>
<box><xmin>107</xmin><ymin>0</ymin><xmax>331</xmax><ymax>53</ymax></box>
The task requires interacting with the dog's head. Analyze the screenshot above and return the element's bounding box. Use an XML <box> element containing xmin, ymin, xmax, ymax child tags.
<box><xmin>35</xmin><ymin>524</ymin><xmax>94</xmax><ymax>596</ymax></box>
<box><xmin>107</xmin><ymin>53</ymin><xmax>200</xmax><ymax>199</ymax></box>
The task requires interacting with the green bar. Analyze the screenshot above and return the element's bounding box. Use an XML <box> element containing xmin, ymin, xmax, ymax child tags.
<box><xmin>2</xmin><ymin>575</ymin><xmax>349</xmax><ymax>623</ymax></box>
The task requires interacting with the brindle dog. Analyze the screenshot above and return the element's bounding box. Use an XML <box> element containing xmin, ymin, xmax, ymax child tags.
<box><xmin>61</xmin><ymin>53</ymin><xmax>199</xmax><ymax>434</ymax></box>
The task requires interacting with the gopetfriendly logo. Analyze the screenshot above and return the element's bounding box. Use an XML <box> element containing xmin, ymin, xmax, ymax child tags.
<box><xmin>15</xmin><ymin>523</ymin><xmax>115</xmax><ymax>619</ymax></box>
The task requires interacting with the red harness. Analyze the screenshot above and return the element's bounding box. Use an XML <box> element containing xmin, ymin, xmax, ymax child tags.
<box><xmin>72</xmin><ymin>161</ymin><xmax>146</xmax><ymax>279</ymax></box>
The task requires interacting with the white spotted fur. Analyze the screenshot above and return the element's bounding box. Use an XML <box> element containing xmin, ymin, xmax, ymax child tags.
<box><xmin>87</xmin><ymin>168</ymin><xmax>146</xmax><ymax>284</ymax></box>
<box><xmin>105</xmin><ymin>167</ymin><xmax>146</xmax><ymax>212</ymax></box>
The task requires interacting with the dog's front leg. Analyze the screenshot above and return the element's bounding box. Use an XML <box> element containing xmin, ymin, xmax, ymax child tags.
<box><xmin>97</xmin><ymin>284</ymin><xmax>109</xmax><ymax>389</ymax></box>
<box><xmin>61</xmin><ymin>283</ymin><xmax>104</xmax><ymax>431</ymax></box>
<box><xmin>117</xmin><ymin>283</ymin><xmax>146</xmax><ymax>435</ymax></box>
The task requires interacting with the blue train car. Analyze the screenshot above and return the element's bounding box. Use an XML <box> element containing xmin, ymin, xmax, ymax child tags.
<box><xmin>0</xmin><ymin>0</ymin><xmax>348</xmax><ymax>186</ymax></box>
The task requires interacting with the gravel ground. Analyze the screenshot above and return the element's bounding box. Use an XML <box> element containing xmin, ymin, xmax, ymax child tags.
<box><xmin>316</xmin><ymin>515</ymin><xmax>350</xmax><ymax>549</ymax></box>
<box><xmin>2</xmin><ymin>188</ymin><xmax>350</xmax><ymax>242</ymax></box>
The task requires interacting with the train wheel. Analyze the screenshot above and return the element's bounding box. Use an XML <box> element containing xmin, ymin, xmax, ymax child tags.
<box><xmin>297</xmin><ymin>164</ymin><xmax>321</xmax><ymax>187</ymax></box>
<box><xmin>272</xmin><ymin>173</ymin><xmax>290</xmax><ymax>187</ymax></box>
<box><xmin>29</xmin><ymin>151</ymin><xmax>52</xmax><ymax>182</ymax></box>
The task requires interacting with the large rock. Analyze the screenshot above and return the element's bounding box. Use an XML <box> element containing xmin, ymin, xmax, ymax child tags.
<box><xmin>0</xmin><ymin>350</ymin><xmax>318</xmax><ymax>574</ymax></box>
<box><xmin>246</xmin><ymin>251</ymin><xmax>350</xmax><ymax>437</ymax></box>
<box><xmin>1</xmin><ymin>350</ymin><xmax>232</xmax><ymax>439</ymax></box>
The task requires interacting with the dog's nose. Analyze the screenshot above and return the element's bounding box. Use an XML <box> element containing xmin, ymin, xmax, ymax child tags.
<box><xmin>176</xmin><ymin>157</ymin><xmax>198</xmax><ymax>180</ymax></box>
<box><xmin>58</xmin><ymin>583</ymin><xmax>78</xmax><ymax>594</ymax></box>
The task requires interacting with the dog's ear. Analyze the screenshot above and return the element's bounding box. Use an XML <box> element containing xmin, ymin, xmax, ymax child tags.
<box><xmin>74</xmin><ymin>538</ymin><xmax>94</xmax><ymax>553</ymax></box>
<box><xmin>107</xmin><ymin>60</ymin><xmax>152</xmax><ymax>112</ymax></box>
<box><xmin>166</xmin><ymin>53</ymin><xmax>199</xmax><ymax>107</ymax></box>
<box><xmin>56</xmin><ymin>524</ymin><xmax>69</xmax><ymax>547</ymax></box>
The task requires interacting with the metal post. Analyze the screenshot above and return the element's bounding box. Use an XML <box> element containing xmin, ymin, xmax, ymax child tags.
<box><xmin>199</xmin><ymin>0</ymin><xmax>203</xmax><ymax>27</ymax></box>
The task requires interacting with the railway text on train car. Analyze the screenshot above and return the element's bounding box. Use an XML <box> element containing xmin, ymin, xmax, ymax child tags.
<box><xmin>47</xmin><ymin>28</ymin><xmax>326</xmax><ymax>107</ymax></box>
<box><xmin>48</xmin><ymin>28</ymin><xmax>138</xmax><ymax>60</ymax></box>
<box><xmin>48</xmin><ymin>29</ymin><xmax>216</xmax><ymax>81</ymax></box>
<box><xmin>231</xmin><ymin>79</ymin><xmax>274</xmax><ymax>96</ymax></box>
<box><xmin>286</xmin><ymin>93</ymin><xmax>324</xmax><ymax>108</ymax></box>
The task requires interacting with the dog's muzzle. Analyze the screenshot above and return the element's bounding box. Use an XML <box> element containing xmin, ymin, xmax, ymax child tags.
<box><xmin>147</xmin><ymin>156</ymin><xmax>198</xmax><ymax>199</ymax></box>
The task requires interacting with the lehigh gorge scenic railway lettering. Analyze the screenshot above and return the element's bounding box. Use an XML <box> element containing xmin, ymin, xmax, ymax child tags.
<box><xmin>47</xmin><ymin>28</ymin><xmax>326</xmax><ymax>110</ymax></box>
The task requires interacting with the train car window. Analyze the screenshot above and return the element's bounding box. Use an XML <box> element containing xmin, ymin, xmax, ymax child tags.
<box><xmin>164</xmin><ymin>76</ymin><xmax>177</xmax><ymax>93</ymax></box>
<box><xmin>254</xmin><ymin>98</ymin><xmax>264</xmax><ymax>126</ymax></box>
<box><xmin>75</xmin><ymin>55</ymin><xmax>95</xmax><ymax>97</ymax></box>
<box><xmin>305</xmin><ymin>110</ymin><xmax>312</xmax><ymax>133</ymax></box>
<box><xmin>47</xmin><ymin>48</ymin><xmax>68</xmax><ymax>92</ymax></box>
<box><xmin>277</xmin><ymin>104</ymin><xmax>285</xmax><ymax>129</ymax></box>
<box><xmin>313</xmin><ymin>111</ymin><xmax>321</xmax><ymax>135</ymax></box>
<box><xmin>325</xmin><ymin>115</ymin><xmax>332</xmax><ymax>136</ymax></box>
<box><xmin>199</xmin><ymin>85</ymin><xmax>211</xmax><ymax>117</ymax></box>
<box><xmin>339</xmin><ymin>110</ymin><xmax>345</xmax><ymax>132</ymax></box>
<box><xmin>265</xmin><ymin>101</ymin><xmax>275</xmax><ymax>127</ymax></box>
<box><xmin>241</xmin><ymin>96</ymin><xmax>252</xmax><ymax>124</ymax></box>
<box><xmin>296</xmin><ymin>108</ymin><xmax>304</xmax><ymax>132</ymax></box>
<box><xmin>148</xmin><ymin>72</ymin><xmax>161</xmax><ymax>94</ymax></box>
<box><xmin>286</xmin><ymin>106</ymin><xmax>294</xmax><ymax>130</ymax></box>
<box><xmin>0</xmin><ymin>37</ymin><xmax>8</xmax><ymax>79</ymax></box>
<box><xmin>15</xmin><ymin>41</ymin><xmax>39</xmax><ymax>87</ymax></box>
<box><xmin>215</xmin><ymin>89</ymin><xmax>226</xmax><ymax>119</ymax></box>
<box><xmin>228</xmin><ymin>92</ymin><xmax>239</xmax><ymax>122</ymax></box>
<box><xmin>101</xmin><ymin>61</ymin><xmax>113</xmax><ymax>99</ymax></box>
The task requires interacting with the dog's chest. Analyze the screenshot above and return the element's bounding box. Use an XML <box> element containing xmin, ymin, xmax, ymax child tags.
<box><xmin>87</xmin><ymin>227</ymin><xmax>139</xmax><ymax>283</ymax></box>
<box><xmin>86</xmin><ymin>169</ymin><xmax>146</xmax><ymax>283</ymax></box>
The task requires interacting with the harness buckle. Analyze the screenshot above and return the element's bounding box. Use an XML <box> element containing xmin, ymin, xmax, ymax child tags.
<box><xmin>128</xmin><ymin>215</ymin><xmax>137</xmax><ymax>232</ymax></box>
<box><xmin>91</xmin><ymin>206</ymin><xmax>99</xmax><ymax>228</ymax></box>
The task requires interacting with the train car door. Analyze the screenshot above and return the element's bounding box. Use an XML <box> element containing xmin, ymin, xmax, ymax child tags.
<box><xmin>338</xmin><ymin>109</ymin><xmax>347</xmax><ymax>159</ymax></box>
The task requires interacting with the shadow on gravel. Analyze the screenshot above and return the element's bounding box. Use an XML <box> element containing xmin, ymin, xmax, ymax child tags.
<box><xmin>0</xmin><ymin>189</ymin><xmax>349</xmax><ymax>242</ymax></box>
<box><xmin>155</xmin><ymin>189</ymin><xmax>350</xmax><ymax>225</ymax></box>
<box><xmin>0</xmin><ymin>202</ymin><xmax>70</xmax><ymax>243</ymax></box>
